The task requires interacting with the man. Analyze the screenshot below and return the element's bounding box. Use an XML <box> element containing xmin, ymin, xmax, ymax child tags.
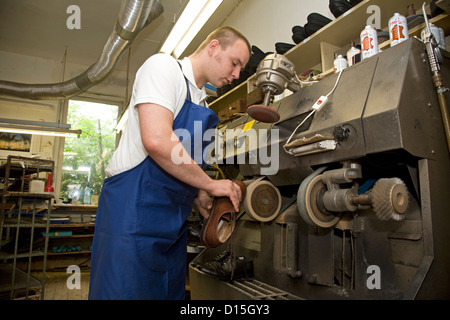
<box><xmin>89</xmin><ymin>26</ymin><xmax>251</xmax><ymax>300</ymax></box>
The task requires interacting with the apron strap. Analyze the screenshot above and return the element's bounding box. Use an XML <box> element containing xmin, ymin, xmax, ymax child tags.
<box><xmin>177</xmin><ymin>61</ymin><xmax>192</xmax><ymax>101</ymax></box>
<box><xmin>177</xmin><ymin>60</ymin><xmax>206</xmax><ymax>107</ymax></box>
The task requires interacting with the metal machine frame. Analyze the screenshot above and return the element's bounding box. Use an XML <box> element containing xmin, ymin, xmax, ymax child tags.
<box><xmin>190</xmin><ymin>38</ymin><xmax>450</xmax><ymax>300</ymax></box>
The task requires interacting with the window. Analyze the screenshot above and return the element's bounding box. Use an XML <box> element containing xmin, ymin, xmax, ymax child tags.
<box><xmin>60</xmin><ymin>100</ymin><xmax>118</xmax><ymax>203</ymax></box>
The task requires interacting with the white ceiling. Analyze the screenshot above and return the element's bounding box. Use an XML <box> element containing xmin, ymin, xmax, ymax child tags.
<box><xmin>0</xmin><ymin>0</ymin><xmax>240</xmax><ymax>74</ymax></box>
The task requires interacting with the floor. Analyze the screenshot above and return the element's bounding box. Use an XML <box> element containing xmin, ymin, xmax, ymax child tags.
<box><xmin>43</xmin><ymin>272</ymin><xmax>90</xmax><ymax>300</ymax></box>
<box><xmin>42</xmin><ymin>272</ymin><xmax>191</xmax><ymax>300</ymax></box>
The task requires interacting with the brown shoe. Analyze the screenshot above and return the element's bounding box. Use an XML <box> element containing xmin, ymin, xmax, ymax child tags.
<box><xmin>200</xmin><ymin>180</ymin><xmax>246</xmax><ymax>248</ymax></box>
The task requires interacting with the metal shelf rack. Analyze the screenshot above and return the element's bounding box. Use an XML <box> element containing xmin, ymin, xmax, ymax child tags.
<box><xmin>0</xmin><ymin>155</ymin><xmax>54</xmax><ymax>299</ymax></box>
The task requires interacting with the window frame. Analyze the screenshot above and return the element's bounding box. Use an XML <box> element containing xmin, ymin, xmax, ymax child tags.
<box><xmin>54</xmin><ymin>95</ymin><xmax>124</xmax><ymax>203</ymax></box>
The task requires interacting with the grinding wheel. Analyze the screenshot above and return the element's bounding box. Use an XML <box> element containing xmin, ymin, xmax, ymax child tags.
<box><xmin>297</xmin><ymin>167</ymin><xmax>341</xmax><ymax>228</ymax></box>
<box><xmin>247</xmin><ymin>104</ymin><xmax>280</xmax><ymax>123</ymax></box>
<box><xmin>244</xmin><ymin>180</ymin><xmax>282</xmax><ymax>222</ymax></box>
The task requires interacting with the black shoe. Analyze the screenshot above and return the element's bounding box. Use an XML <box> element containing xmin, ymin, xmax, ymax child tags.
<box><xmin>329</xmin><ymin>0</ymin><xmax>353</xmax><ymax>18</ymax></box>
<box><xmin>304</xmin><ymin>13</ymin><xmax>333</xmax><ymax>36</ymax></box>
<box><xmin>195</xmin><ymin>251</ymin><xmax>254</xmax><ymax>282</ymax></box>
<box><xmin>275</xmin><ymin>42</ymin><xmax>295</xmax><ymax>54</ymax></box>
<box><xmin>292</xmin><ymin>26</ymin><xmax>307</xmax><ymax>44</ymax></box>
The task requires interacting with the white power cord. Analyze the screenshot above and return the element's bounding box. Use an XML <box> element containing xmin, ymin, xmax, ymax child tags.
<box><xmin>284</xmin><ymin>70</ymin><xmax>344</xmax><ymax>152</ymax></box>
<box><xmin>294</xmin><ymin>73</ymin><xmax>319</xmax><ymax>87</ymax></box>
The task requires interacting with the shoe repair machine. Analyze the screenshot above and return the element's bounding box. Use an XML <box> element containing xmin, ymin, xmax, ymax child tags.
<box><xmin>189</xmin><ymin>35</ymin><xmax>450</xmax><ymax>300</ymax></box>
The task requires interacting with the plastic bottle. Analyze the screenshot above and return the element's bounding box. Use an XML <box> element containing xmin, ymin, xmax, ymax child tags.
<box><xmin>333</xmin><ymin>54</ymin><xmax>348</xmax><ymax>73</ymax></box>
<box><xmin>44</xmin><ymin>172</ymin><xmax>54</xmax><ymax>193</ymax></box>
<box><xmin>389</xmin><ymin>13</ymin><xmax>409</xmax><ymax>47</ymax></box>
<box><xmin>361</xmin><ymin>25</ymin><xmax>379</xmax><ymax>60</ymax></box>
<box><xmin>83</xmin><ymin>184</ymin><xmax>91</xmax><ymax>205</ymax></box>
<box><xmin>346</xmin><ymin>41</ymin><xmax>361</xmax><ymax>66</ymax></box>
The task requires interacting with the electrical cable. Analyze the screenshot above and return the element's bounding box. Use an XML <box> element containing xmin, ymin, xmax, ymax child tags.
<box><xmin>294</xmin><ymin>73</ymin><xmax>319</xmax><ymax>87</ymax></box>
<box><xmin>284</xmin><ymin>70</ymin><xmax>344</xmax><ymax>152</ymax></box>
<box><xmin>326</xmin><ymin>68</ymin><xmax>344</xmax><ymax>98</ymax></box>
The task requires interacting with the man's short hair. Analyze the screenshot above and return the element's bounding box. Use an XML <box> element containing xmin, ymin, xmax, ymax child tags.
<box><xmin>196</xmin><ymin>26</ymin><xmax>251</xmax><ymax>55</ymax></box>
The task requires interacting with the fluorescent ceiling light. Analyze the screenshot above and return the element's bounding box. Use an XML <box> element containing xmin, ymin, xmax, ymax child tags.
<box><xmin>160</xmin><ymin>0</ymin><xmax>223</xmax><ymax>58</ymax></box>
<box><xmin>0</xmin><ymin>119</ymin><xmax>81</xmax><ymax>138</ymax></box>
<box><xmin>0</xmin><ymin>126</ymin><xmax>81</xmax><ymax>138</ymax></box>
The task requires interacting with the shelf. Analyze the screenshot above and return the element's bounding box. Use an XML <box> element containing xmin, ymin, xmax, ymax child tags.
<box><xmin>0</xmin><ymin>157</ymin><xmax>53</xmax><ymax>179</ymax></box>
<box><xmin>47</xmin><ymin>223</ymin><xmax>95</xmax><ymax>228</ymax></box>
<box><xmin>48</xmin><ymin>234</ymin><xmax>94</xmax><ymax>239</ymax></box>
<box><xmin>284</xmin><ymin>0</ymin><xmax>431</xmax><ymax>73</ymax></box>
<box><xmin>1</xmin><ymin>217</ymin><xmax>49</xmax><ymax>228</ymax></box>
<box><xmin>380</xmin><ymin>13</ymin><xmax>450</xmax><ymax>49</ymax></box>
<box><xmin>2</xmin><ymin>191</ymin><xmax>54</xmax><ymax>199</ymax></box>
<box><xmin>1</xmin><ymin>155</ymin><xmax>54</xmax><ymax>300</ymax></box>
<box><xmin>53</xmin><ymin>204</ymin><xmax>97</xmax><ymax>209</ymax></box>
<box><xmin>209</xmin><ymin>0</ymin><xmax>449</xmax><ymax>114</ymax></box>
<box><xmin>47</xmin><ymin>250</ymin><xmax>91</xmax><ymax>256</ymax></box>
<box><xmin>1</xmin><ymin>222</ymin><xmax>48</xmax><ymax>228</ymax></box>
<box><xmin>209</xmin><ymin>81</ymin><xmax>248</xmax><ymax>114</ymax></box>
<box><xmin>0</xmin><ymin>250</ymin><xmax>45</xmax><ymax>260</ymax></box>
<box><xmin>45</xmin><ymin>222</ymin><xmax>94</xmax><ymax>257</ymax></box>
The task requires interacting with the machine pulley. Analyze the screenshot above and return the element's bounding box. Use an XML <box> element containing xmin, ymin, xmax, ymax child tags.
<box><xmin>297</xmin><ymin>163</ymin><xmax>409</xmax><ymax>228</ymax></box>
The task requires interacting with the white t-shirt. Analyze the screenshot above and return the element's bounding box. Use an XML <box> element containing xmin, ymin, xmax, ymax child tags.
<box><xmin>105</xmin><ymin>54</ymin><xmax>209</xmax><ymax>177</ymax></box>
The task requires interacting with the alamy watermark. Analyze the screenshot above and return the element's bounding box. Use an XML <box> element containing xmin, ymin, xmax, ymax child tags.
<box><xmin>366</xmin><ymin>5</ymin><xmax>381</xmax><ymax>29</ymax></box>
<box><xmin>366</xmin><ymin>265</ymin><xmax>381</xmax><ymax>290</ymax></box>
<box><xmin>66</xmin><ymin>265</ymin><xmax>81</xmax><ymax>290</ymax></box>
<box><xmin>66</xmin><ymin>5</ymin><xmax>81</xmax><ymax>30</ymax></box>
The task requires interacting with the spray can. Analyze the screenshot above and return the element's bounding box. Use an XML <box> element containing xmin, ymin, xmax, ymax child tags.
<box><xmin>360</xmin><ymin>25</ymin><xmax>379</xmax><ymax>60</ymax></box>
<box><xmin>389</xmin><ymin>13</ymin><xmax>409</xmax><ymax>47</ymax></box>
<box><xmin>334</xmin><ymin>54</ymin><xmax>348</xmax><ymax>73</ymax></box>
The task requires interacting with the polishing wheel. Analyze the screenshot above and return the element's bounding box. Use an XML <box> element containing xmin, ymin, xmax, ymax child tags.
<box><xmin>244</xmin><ymin>179</ymin><xmax>282</xmax><ymax>222</ymax></box>
<box><xmin>247</xmin><ymin>104</ymin><xmax>280</xmax><ymax>123</ymax></box>
<box><xmin>248</xmin><ymin>54</ymin><xmax>300</xmax><ymax>123</ymax></box>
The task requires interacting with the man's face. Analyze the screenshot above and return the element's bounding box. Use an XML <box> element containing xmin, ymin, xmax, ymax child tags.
<box><xmin>209</xmin><ymin>38</ymin><xmax>250</xmax><ymax>88</ymax></box>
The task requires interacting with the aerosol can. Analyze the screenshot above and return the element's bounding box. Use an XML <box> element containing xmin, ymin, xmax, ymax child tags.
<box><xmin>389</xmin><ymin>13</ymin><xmax>409</xmax><ymax>47</ymax></box>
<box><xmin>360</xmin><ymin>25</ymin><xmax>379</xmax><ymax>60</ymax></box>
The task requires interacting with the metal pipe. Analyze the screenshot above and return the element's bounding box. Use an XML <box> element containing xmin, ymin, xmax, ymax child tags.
<box><xmin>421</xmin><ymin>2</ymin><xmax>450</xmax><ymax>153</ymax></box>
<box><xmin>433</xmin><ymin>74</ymin><xmax>450</xmax><ymax>153</ymax></box>
<box><xmin>0</xmin><ymin>0</ymin><xmax>164</xmax><ymax>100</ymax></box>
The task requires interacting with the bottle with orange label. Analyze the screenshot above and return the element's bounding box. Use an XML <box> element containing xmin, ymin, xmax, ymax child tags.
<box><xmin>389</xmin><ymin>13</ymin><xmax>409</xmax><ymax>47</ymax></box>
<box><xmin>360</xmin><ymin>25</ymin><xmax>379</xmax><ymax>60</ymax></box>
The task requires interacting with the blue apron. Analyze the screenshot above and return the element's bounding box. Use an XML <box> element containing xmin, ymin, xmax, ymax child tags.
<box><xmin>89</xmin><ymin>75</ymin><xmax>219</xmax><ymax>300</ymax></box>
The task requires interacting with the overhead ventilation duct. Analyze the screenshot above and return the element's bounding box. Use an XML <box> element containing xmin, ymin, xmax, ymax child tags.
<box><xmin>0</xmin><ymin>0</ymin><xmax>164</xmax><ymax>100</ymax></box>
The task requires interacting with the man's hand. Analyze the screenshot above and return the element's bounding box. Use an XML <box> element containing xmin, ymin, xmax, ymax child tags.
<box><xmin>194</xmin><ymin>190</ymin><xmax>213</xmax><ymax>219</ymax></box>
<box><xmin>204</xmin><ymin>179</ymin><xmax>243</xmax><ymax>212</ymax></box>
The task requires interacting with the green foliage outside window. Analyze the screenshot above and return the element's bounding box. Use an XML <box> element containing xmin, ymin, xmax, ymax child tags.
<box><xmin>60</xmin><ymin>100</ymin><xmax>118</xmax><ymax>203</ymax></box>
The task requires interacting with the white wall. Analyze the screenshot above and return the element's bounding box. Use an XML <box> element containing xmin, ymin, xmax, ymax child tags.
<box><xmin>222</xmin><ymin>0</ymin><xmax>334</xmax><ymax>53</ymax></box>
